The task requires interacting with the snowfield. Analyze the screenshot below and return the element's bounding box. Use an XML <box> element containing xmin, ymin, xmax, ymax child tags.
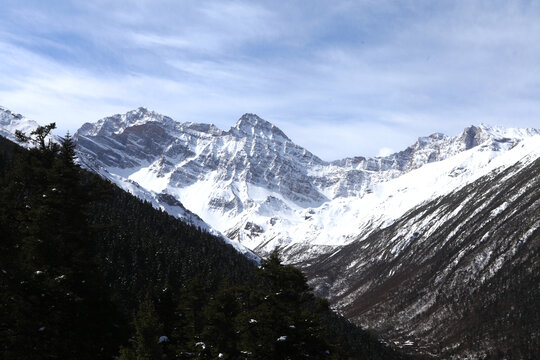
<box><xmin>2</xmin><ymin>106</ymin><xmax>539</xmax><ymax>266</ymax></box>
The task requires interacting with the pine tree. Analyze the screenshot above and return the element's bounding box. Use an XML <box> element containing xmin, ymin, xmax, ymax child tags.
<box><xmin>15</xmin><ymin>123</ymin><xmax>57</xmax><ymax>152</ymax></box>
<box><xmin>240</xmin><ymin>251</ymin><xmax>337</xmax><ymax>359</ymax></box>
<box><xmin>173</xmin><ymin>279</ymin><xmax>208</xmax><ymax>358</ymax></box>
<box><xmin>120</xmin><ymin>295</ymin><xmax>167</xmax><ymax>360</ymax></box>
<box><xmin>200</xmin><ymin>284</ymin><xmax>243</xmax><ymax>358</ymax></box>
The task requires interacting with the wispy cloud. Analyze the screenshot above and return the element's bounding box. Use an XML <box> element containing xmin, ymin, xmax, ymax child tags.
<box><xmin>1</xmin><ymin>0</ymin><xmax>539</xmax><ymax>160</ymax></box>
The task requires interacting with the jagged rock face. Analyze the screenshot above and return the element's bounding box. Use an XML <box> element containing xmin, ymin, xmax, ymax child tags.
<box><xmin>73</xmin><ymin>107</ymin><xmax>540</xmax><ymax>258</ymax></box>
<box><xmin>75</xmin><ymin>108</ymin><xmax>179</xmax><ymax>168</ymax></box>
<box><xmin>165</xmin><ymin>113</ymin><xmax>327</xmax><ymax>208</ymax></box>
<box><xmin>76</xmin><ymin>109</ymin><xmax>325</xmax><ymax>203</ymax></box>
<box><xmin>302</xmin><ymin>153</ymin><xmax>540</xmax><ymax>359</ymax></box>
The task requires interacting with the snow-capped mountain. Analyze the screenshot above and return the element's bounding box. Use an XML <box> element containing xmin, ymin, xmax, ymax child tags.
<box><xmin>0</xmin><ymin>106</ymin><xmax>257</xmax><ymax>261</ymax></box>
<box><xmin>2</xmin><ymin>106</ymin><xmax>539</xmax><ymax>357</ymax></box>
<box><xmin>302</xmin><ymin>142</ymin><xmax>540</xmax><ymax>358</ymax></box>
<box><xmin>73</xmin><ymin>107</ymin><xmax>539</xmax><ymax>264</ymax></box>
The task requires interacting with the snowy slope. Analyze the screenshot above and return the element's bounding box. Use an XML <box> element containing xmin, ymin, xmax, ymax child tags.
<box><xmin>303</xmin><ymin>144</ymin><xmax>540</xmax><ymax>358</ymax></box>
<box><xmin>88</xmin><ymin>164</ymin><xmax>259</xmax><ymax>262</ymax></box>
<box><xmin>0</xmin><ymin>106</ymin><xmax>258</xmax><ymax>262</ymax></box>
<box><xmin>0</xmin><ymin>106</ymin><xmax>57</xmax><ymax>146</ymax></box>
<box><xmin>272</xmin><ymin>133</ymin><xmax>540</xmax><ymax>262</ymax></box>
<box><xmin>73</xmin><ymin>108</ymin><xmax>540</xmax><ymax>263</ymax></box>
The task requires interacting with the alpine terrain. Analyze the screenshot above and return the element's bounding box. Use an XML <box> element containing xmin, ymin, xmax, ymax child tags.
<box><xmin>0</xmin><ymin>114</ymin><xmax>408</xmax><ymax>359</ymax></box>
<box><xmin>72</xmin><ymin>108</ymin><xmax>538</xmax><ymax>257</ymax></box>
<box><xmin>1</xmin><ymin>106</ymin><xmax>539</xmax><ymax>358</ymax></box>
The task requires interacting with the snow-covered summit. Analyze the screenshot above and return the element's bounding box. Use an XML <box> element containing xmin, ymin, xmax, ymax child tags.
<box><xmin>231</xmin><ymin>113</ymin><xmax>290</xmax><ymax>141</ymax></box>
<box><xmin>343</xmin><ymin>123</ymin><xmax>540</xmax><ymax>175</ymax></box>
<box><xmin>461</xmin><ymin>123</ymin><xmax>540</xmax><ymax>144</ymax></box>
<box><xmin>77</xmin><ymin>107</ymin><xmax>177</xmax><ymax>137</ymax></box>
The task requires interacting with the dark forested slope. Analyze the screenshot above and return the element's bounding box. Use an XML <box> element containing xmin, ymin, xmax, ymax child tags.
<box><xmin>0</xmin><ymin>133</ymin><xmax>409</xmax><ymax>360</ymax></box>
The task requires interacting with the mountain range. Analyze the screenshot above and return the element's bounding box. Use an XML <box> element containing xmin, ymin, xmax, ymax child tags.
<box><xmin>1</xmin><ymin>105</ymin><xmax>538</xmax><ymax>358</ymax></box>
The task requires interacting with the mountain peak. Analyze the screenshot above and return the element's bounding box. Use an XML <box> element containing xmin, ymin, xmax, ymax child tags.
<box><xmin>232</xmin><ymin>113</ymin><xmax>290</xmax><ymax>141</ymax></box>
<box><xmin>457</xmin><ymin>123</ymin><xmax>540</xmax><ymax>150</ymax></box>
<box><xmin>126</xmin><ymin>106</ymin><xmax>164</xmax><ymax>120</ymax></box>
<box><xmin>76</xmin><ymin>107</ymin><xmax>177</xmax><ymax>137</ymax></box>
<box><xmin>237</xmin><ymin>113</ymin><xmax>265</xmax><ymax>123</ymax></box>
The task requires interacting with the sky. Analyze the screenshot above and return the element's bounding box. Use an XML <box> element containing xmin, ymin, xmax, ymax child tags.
<box><xmin>1</xmin><ymin>0</ymin><xmax>539</xmax><ymax>160</ymax></box>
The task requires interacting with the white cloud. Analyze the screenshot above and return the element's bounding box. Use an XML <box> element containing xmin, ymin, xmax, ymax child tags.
<box><xmin>0</xmin><ymin>1</ymin><xmax>539</xmax><ymax>158</ymax></box>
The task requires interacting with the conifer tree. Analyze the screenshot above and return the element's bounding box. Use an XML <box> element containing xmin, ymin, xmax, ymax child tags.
<box><xmin>173</xmin><ymin>279</ymin><xmax>208</xmax><ymax>358</ymax></box>
<box><xmin>240</xmin><ymin>251</ymin><xmax>337</xmax><ymax>359</ymax></box>
<box><xmin>120</xmin><ymin>295</ymin><xmax>167</xmax><ymax>360</ymax></box>
<box><xmin>200</xmin><ymin>284</ymin><xmax>243</xmax><ymax>358</ymax></box>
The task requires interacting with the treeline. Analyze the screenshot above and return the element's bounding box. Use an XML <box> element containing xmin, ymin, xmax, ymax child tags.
<box><xmin>0</xmin><ymin>130</ymin><xmax>409</xmax><ymax>359</ymax></box>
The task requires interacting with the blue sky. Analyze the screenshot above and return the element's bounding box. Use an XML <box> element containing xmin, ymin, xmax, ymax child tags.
<box><xmin>1</xmin><ymin>0</ymin><xmax>539</xmax><ymax>160</ymax></box>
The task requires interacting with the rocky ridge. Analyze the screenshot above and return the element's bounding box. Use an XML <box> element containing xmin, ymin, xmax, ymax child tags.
<box><xmin>73</xmin><ymin>108</ymin><xmax>539</xmax><ymax>263</ymax></box>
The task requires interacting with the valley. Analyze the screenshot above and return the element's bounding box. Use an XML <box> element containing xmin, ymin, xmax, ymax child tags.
<box><xmin>1</xmin><ymin>106</ymin><xmax>539</xmax><ymax>358</ymax></box>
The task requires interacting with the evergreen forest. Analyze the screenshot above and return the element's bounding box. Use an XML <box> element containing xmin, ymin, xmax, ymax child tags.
<box><xmin>0</xmin><ymin>129</ymin><xmax>410</xmax><ymax>359</ymax></box>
